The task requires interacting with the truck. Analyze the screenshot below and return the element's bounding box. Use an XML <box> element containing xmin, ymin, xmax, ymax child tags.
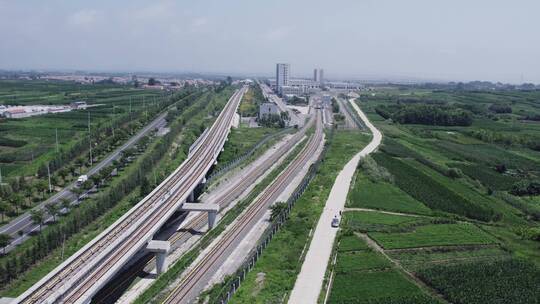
<box><xmin>76</xmin><ymin>175</ymin><xmax>88</xmax><ymax>187</ymax></box>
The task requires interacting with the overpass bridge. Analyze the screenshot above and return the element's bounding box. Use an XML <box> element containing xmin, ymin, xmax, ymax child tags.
<box><xmin>15</xmin><ymin>86</ymin><xmax>248</xmax><ymax>304</ymax></box>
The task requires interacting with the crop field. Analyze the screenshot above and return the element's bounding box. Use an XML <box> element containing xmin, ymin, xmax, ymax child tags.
<box><xmin>328</xmin><ymin>233</ymin><xmax>437</xmax><ymax>304</ymax></box>
<box><xmin>352</xmin><ymin>86</ymin><xmax>540</xmax><ymax>303</ymax></box>
<box><xmin>417</xmin><ymin>259</ymin><xmax>540</xmax><ymax>304</ymax></box>
<box><xmin>0</xmin><ymin>80</ymin><xmax>165</xmax><ymax>177</ymax></box>
<box><xmin>372</xmin><ymin>152</ymin><xmax>500</xmax><ymax>221</ymax></box>
<box><xmin>369</xmin><ymin>223</ymin><xmax>497</xmax><ymax>249</ymax></box>
<box><xmin>344</xmin><ymin>210</ymin><xmax>431</xmax><ymax>233</ymax></box>
<box><xmin>388</xmin><ymin>247</ymin><xmax>511</xmax><ymax>271</ymax></box>
<box><xmin>348</xmin><ymin>173</ymin><xmax>432</xmax><ymax>215</ymax></box>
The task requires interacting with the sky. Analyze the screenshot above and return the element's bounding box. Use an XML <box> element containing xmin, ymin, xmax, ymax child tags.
<box><xmin>1</xmin><ymin>0</ymin><xmax>539</xmax><ymax>83</ymax></box>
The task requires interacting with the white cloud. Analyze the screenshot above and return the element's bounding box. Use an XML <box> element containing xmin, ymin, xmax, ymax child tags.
<box><xmin>67</xmin><ymin>9</ymin><xmax>100</xmax><ymax>29</ymax></box>
<box><xmin>191</xmin><ymin>17</ymin><xmax>208</xmax><ymax>28</ymax></box>
<box><xmin>264</xmin><ymin>26</ymin><xmax>292</xmax><ymax>42</ymax></box>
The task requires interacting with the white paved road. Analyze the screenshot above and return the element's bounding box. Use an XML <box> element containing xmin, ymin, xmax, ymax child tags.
<box><xmin>288</xmin><ymin>99</ymin><xmax>382</xmax><ymax>304</ymax></box>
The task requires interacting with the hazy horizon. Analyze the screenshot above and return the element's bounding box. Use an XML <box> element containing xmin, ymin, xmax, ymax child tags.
<box><xmin>1</xmin><ymin>0</ymin><xmax>539</xmax><ymax>84</ymax></box>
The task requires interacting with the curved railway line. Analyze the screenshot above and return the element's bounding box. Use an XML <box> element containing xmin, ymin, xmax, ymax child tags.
<box><xmin>162</xmin><ymin>110</ymin><xmax>324</xmax><ymax>304</ymax></box>
<box><xmin>17</xmin><ymin>87</ymin><xmax>247</xmax><ymax>304</ymax></box>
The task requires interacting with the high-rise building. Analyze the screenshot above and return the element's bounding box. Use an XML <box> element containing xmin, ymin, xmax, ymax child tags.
<box><xmin>313</xmin><ymin>68</ymin><xmax>319</xmax><ymax>82</ymax></box>
<box><xmin>319</xmin><ymin>69</ymin><xmax>324</xmax><ymax>84</ymax></box>
<box><xmin>276</xmin><ymin>63</ymin><xmax>290</xmax><ymax>91</ymax></box>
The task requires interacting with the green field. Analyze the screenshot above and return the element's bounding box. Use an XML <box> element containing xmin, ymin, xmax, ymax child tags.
<box><xmin>215</xmin><ymin>126</ymin><xmax>282</xmax><ymax>171</ymax></box>
<box><xmin>328</xmin><ymin>233</ymin><xmax>437</xmax><ymax>304</ymax></box>
<box><xmin>351</xmin><ymin>86</ymin><xmax>540</xmax><ymax>303</ymax></box>
<box><xmin>369</xmin><ymin>223</ymin><xmax>497</xmax><ymax>249</ymax></box>
<box><xmin>417</xmin><ymin>259</ymin><xmax>540</xmax><ymax>304</ymax></box>
<box><xmin>389</xmin><ymin>247</ymin><xmax>511</xmax><ymax>271</ymax></box>
<box><xmin>337</xmin><ymin>234</ymin><xmax>370</xmax><ymax>252</ymax></box>
<box><xmin>344</xmin><ymin>210</ymin><xmax>430</xmax><ymax>233</ymax></box>
<box><xmin>0</xmin><ymin>80</ymin><xmax>165</xmax><ymax>177</ymax></box>
<box><xmin>348</xmin><ymin>173</ymin><xmax>432</xmax><ymax>215</ymax></box>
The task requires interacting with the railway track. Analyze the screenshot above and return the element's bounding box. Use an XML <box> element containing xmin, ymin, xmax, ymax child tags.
<box><xmin>17</xmin><ymin>87</ymin><xmax>247</xmax><ymax>304</ymax></box>
<box><xmin>93</xmin><ymin>108</ymin><xmax>317</xmax><ymax>304</ymax></box>
<box><xmin>162</xmin><ymin>110</ymin><xmax>324</xmax><ymax>303</ymax></box>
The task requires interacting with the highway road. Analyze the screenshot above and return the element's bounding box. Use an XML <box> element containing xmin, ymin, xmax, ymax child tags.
<box><xmin>0</xmin><ymin>108</ymin><xmax>169</xmax><ymax>253</ymax></box>
<box><xmin>288</xmin><ymin>99</ymin><xmax>382</xmax><ymax>304</ymax></box>
<box><xmin>15</xmin><ymin>87</ymin><xmax>246</xmax><ymax>304</ymax></box>
<box><xmin>162</xmin><ymin>109</ymin><xmax>324</xmax><ymax>304</ymax></box>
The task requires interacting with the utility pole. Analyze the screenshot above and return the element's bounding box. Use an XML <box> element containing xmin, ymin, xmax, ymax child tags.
<box><xmin>55</xmin><ymin>128</ymin><xmax>59</xmax><ymax>153</ymax></box>
<box><xmin>112</xmin><ymin>105</ymin><xmax>115</xmax><ymax>138</ymax></box>
<box><xmin>89</xmin><ymin>135</ymin><xmax>93</xmax><ymax>167</ymax></box>
<box><xmin>143</xmin><ymin>96</ymin><xmax>147</xmax><ymax>120</ymax></box>
<box><xmin>88</xmin><ymin>111</ymin><xmax>92</xmax><ymax>166</ymax></box>
<box><xmin>47</xmin><ymin>163</ymin><xmax>52</xmax><ymax>192</ymax></box>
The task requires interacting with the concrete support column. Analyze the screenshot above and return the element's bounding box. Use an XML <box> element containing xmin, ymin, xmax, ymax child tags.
<box><xmin>180</xmin><ymin>203</ymin><xmax>220</xmax><ymax>231</ymax></box>
<box><xmin>188</xmin><ymin>191</ymin><xmax>195</xmax><ymax>202</ymax></box>
<box><xmin>208</xmin><ymin>211</ymin><xmax>217</xmax><ymax>230</ymax></box>
<box><xmin>147</xmin><ymin>240</ymin><xmax>171</xmax><ymax>275</ymax></box>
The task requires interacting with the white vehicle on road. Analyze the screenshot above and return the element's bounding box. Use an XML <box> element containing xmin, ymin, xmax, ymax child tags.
<box><xmin>76</xmin><ymin>175</ymin><xmax>88</xmax><ymax>186</ymax></box>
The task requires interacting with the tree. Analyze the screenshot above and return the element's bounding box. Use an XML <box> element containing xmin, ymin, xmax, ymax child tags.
<box><xmin>90</xmin><ymin>173</ymin><xmax>102</xmax><ymax>188</ymax></box>
<box><xmin>45</xmin><ymin>203</ymin><xmax>60</xmax><ymax>222</ymax></box>
<box><xmin>140</xmin><ymin>176</ymin><xmax>151</xmax><ymax>197</ymax></box>
<box><xmin>9</xmin><ymin>194</ymin><xmax>23</xmax><ymax>214</ymax></box>
<box><xmin>75</xmin><ymin>157</ymin><xmax>85</xmax><ymax>173</ymax></box>
<box><xmin>0</xmin><ymin>234</ymin><xmax>12</xmax><ymax>254</ymax></box>
<box><xmin>60</xmin><ymin>198</ymin><xmax>71</xmax><ymax>212</ymax></box>
<box><xmin>0</xmin><ymin>200</ymin><xmax>11</xmax><ymax>222</ymax></box>
<box><xmin>34</xmin><ymin>180</ymin><xmax>48</xmax><ymax>199</ymax></box>
<box><xmin>58</xmin><ymin>168</ymin><xmax>69</xmax><ymax>182</ymax></box>
<box><xmin>270</xmin><ymin>202</ymin><xmax>288</xmax><ymax>221</ymax></box>
<box><xmin>30</xmin><ymin>209</ymin><xmax>45</xmax><ymax>232</ymax></box>
<box><xmin>148</xmin><ymin>78</ymin><xmax>159</xmax><ymax>86</ymax></box>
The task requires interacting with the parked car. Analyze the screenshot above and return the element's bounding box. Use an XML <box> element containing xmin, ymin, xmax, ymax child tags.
<box><xmin>331</xmin><ymin>216</ymin><xmax>340</xmax><ymax>228</ymax></box>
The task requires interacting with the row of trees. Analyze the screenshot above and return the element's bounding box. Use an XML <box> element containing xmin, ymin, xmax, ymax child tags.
<box><xmin>376</xmin><ymin>104</ymin><xmax>473</xmax><ymax>126</ymax></box>
<box><xmin>0</xmin><ymin>88</ymin><xmax>213</xmax><ymax>285</ymax></box>
<box><xmin>258</xmin><ymin>112</ymin><xmax>290</xmax><ymax>128</ymax></box>
<box><xmin>465</xmin><ymin>129</ymin><xmax>540</xmax><ymax>151</ymax></box>
<box><xmin>0</xmin><ymin>92</ymin><xmax>176</xmax><ymax>224</ymax></box>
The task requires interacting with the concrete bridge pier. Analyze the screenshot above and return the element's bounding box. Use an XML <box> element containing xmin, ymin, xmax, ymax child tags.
<box><xmin>146</xmin><ymin>240</ymin><xmax>171</xmax><ymax>275</ymax></box>
<box><xmin>207</xmin><ymin>210</ymin><xmax>217</xmax><ymax>229</ymax></box>
<box><xmin>180</xmin><ymin>203</ymin><xmax>220</xmax><ymax>230</ymax></box>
